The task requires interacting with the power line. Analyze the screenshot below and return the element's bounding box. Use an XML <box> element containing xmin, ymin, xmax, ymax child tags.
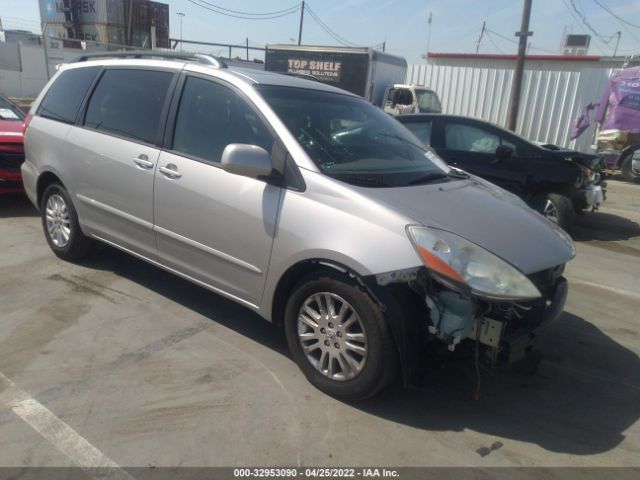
<box><xmin>194</xmin><ymin>0</ymin><xmax>302</xmax><ymax>17</ymax></box>
<box><xmin>568</xmin><ymin>0</ymin><xmax>617</xmax><ymax>44</ymax></box>
<box><xmin>485</xmin><ymin>28</ymin><xmax>556</xmax><ymax>54</ymax></box>
<box><xmin>591</xmin><ymin>0</ymin><xmax>640</xmax><ymax>45</ymax></box>
<box><xmin>484</xmin><ymin>31</ymin><xmax>505</xmax><ymax>53</ymax></box>
<box><xmin>560</xmin><ymin>0</ymin><xmax>612</xmax><ymax>54</ymax></box>
<box><xmin>591</xmin><ymin>0</ymin><xmax>640</xmax><ymax>30</ymax></box>
<box><xmin>303</xmin><ymin>4</ymin><xmax>357</xmax><ymax>46</ymax></box>
<box><xmin>185</xmin><ymin>0</ymin><xmax>301</xmax><ymax>20</ymax></box>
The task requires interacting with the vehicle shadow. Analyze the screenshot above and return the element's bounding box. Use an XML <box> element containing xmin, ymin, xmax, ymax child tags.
<box><xmin>80</xmin><ymin>247</ymin><xmax>640</xmax><ymax>457</ymax></box>
<box><xmin>357</xmin><ymin>310</ymin><xmax>640</xmax><ymax>456</ymax></box>
<box><xmin>0</xmin><ymin>193</ymin><xmax>38</xmax><ymax>218</ymax></box>
<box><xmin>79</xmin><ymin>247</ymin><xmax>289</xmax><ymax>356</ymax></box>
<box><xmin>572</xmin><ymin>210</ymin><xmax>640</xmax><ymax>242</ymax></box>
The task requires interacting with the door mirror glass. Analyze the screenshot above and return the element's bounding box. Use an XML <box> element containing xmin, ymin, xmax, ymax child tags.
<box><xmin>221</xmin><ymin>144</ymin><xmax>273</xmax><ymax>179</ymax></box>
<box><xmin>495</xmin><ymin>144</ymin><xmax>514</xmax><ymax>160</ymax></box>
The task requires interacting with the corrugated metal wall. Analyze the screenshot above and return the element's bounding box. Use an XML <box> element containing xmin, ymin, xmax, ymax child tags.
<box><xmin>406</xmin><ymin>62</ymin><xmax>614</xmax><ymax>152</ymax></box>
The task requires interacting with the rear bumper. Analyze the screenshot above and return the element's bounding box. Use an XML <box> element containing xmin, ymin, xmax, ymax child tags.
<box><xmin>0</xmin><ymin>167</ymin><xmax>23</xmax><ymax>193</ymax></box>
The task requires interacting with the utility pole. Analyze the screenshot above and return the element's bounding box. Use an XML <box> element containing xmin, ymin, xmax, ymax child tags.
<box><xmin>42</xmin><ymin>22</ymin><xmax>51</xmax><ymax>80</ymax></box>
<box><xmin>298</xmin><ymin>1</ymin><xmax>305</xmax><ymax>45</ymax></box>
<box><xmin>613</xmin><ymin>31</ymin><xmax>621</xmax><ymax>56</ymax></box>
<box><xmin>176</xmin><ymin>12</ymin><xmax>185</xmax><ymax>51</ymax></box>
<box><xmin>426</xmin><ymin>11</ymin><xmax>432</xmax><ymax>62</ymax></box>
<box><xmin>246</xmin><ymin>37</ymin><xmax>249</xmax><ymax>61</ymax></box>
<box><xmin>507</xmin><ymin>0</ymin><xmax>533</xmax><ymax>132</ymax></box>
<box><xmin>475</xmin><ymin>20</ymin><xmax>486</xmax><ymax>54</ymax></box>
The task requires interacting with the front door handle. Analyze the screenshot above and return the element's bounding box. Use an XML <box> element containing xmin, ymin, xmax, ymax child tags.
<box><xmin>159</xmin><ymin>164</ymin><xmax>182</xmax><ymax>179</ymax></box>
<box><xmin>133</xmin><ymin>154</ymin><xmax>154</xmax><ymax>169</ymax></box>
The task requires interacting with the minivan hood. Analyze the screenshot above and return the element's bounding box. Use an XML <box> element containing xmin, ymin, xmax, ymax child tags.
<box><xmin>357</xmin><ymin>177</ymin><xmax>575</xmax><ymax>274</ymax></box>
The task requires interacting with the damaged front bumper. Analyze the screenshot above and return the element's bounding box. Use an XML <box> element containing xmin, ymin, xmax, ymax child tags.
<box><xmin>368</xmin><ymin>265</ymin><xmax>568</xmax><ymax>383</ymax></box>
<box><xmin>471</xmin><ymin>277</ymin><xmax>567</xmax><ymax>367</ymax></box>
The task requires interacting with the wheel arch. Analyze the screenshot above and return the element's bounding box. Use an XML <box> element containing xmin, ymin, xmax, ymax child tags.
<box><xmin>270</xmin><ymin>259</ymin><xmax>367</xmax><ymax>327</ymax></box>
<box><xmin>617</xmin><ymin>144</ymin><xmax>640</xmax><ymax>168</ymax></box>
<box><xmin>36</xmin><ymin>170</ymin><xmax>65</xmax><ymax>208</ymax></box>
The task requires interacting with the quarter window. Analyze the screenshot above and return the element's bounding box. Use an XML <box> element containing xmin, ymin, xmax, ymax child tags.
<box><xmin>84</xmin><ymin>69</ymin><xmax>174</xmax><ymax>145</ymax></box>
<box><xmin>37</xmin><ymin>66</ymin><xmax>101</xmax><ymax>124</ymax></box>
<box><xmin>172</xmin><ymin>76</ymin><xmax>273</xmax><ymax>164</ymax></box>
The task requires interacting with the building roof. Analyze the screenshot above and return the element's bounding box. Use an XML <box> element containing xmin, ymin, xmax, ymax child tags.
<box><xmin>428</xmin><ymin>52</ymin><xmax>601</xmax><ymax>62</ymax></box>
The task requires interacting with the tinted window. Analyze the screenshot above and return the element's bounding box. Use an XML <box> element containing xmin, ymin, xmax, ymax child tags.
<box><xmin>445</xmin><ymin>122</ymin><xmax>539</xmax><ymax>157</ymax></box>
<box><xmin>85</xmin><ymin>69</ymin><xmax>173</xmax><ymax>144</ymax></box>
<box><xmin>172</xmin><ymin>76</ymin><xmax>273</xmax><ymax>164</ymax></box>
<box><xmin>403</xmin><ymin>120</ymin><xmax>432</xmax><ymax>146</ymax></box>
<box><xmin>445</xmin><ymin>123</ymin><xmax>499</xmax><ymax>153</ymax></box>
<box><xmin>37</xmin><ymin>66</ymin><xmax>101</xmax><ymax>124</ymax></box>
<box><xmin>258</xmin><ymin>85</ymin><xmax>450</xmax><ymax>188</ymax></box>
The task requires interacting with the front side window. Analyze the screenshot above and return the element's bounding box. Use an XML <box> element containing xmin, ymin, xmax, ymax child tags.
<box><xmin>38</xmin><ymin>66</ymin><xmax>101</xmax><ymax>124</ymax></box>
<box><xmin>172</xmin><ymin>76</ymin><xmax>273</xmax><ymax>164</ymax></box>
<box><xmin>445</xmin><ymin>123</ymin><xmax>500</xmax><ymax>153</ymax></box>
<box><xmin>258</xmin><ymin>85</ymin><xmax>449</xmax><ymax>187</ymax></box>
<box><xmin>84</xmin><ymin>69</ymin><xmax>174</xmax><ymax>144</ymax></box>
<box><xmin>445</xmin><ymin>122</ymin><xmax>539</xmax><ymax>157</ymax></box>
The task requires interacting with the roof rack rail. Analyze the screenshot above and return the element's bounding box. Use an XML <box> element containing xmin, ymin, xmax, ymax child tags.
<box><xmin>70</xmin><ymin>50</ymin><xmax>228</xmax><ymax>69</ymax></box>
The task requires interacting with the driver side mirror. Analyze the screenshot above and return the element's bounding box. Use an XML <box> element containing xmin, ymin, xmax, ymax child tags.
<box><xmin>493</xmin><ymin>145</ymin><xmax>514</xmax><ymax>163</ymax></box>
<box><xmin>221</xmin><ymin>144</ymin><xmax>273</xmax><ymax>179</ymax></box>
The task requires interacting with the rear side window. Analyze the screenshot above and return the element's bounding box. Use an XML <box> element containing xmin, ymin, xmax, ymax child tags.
<box><xmin>37</xmin><ymin>66</ymin><xmax>101</xmax><ymax>124</ymax></box>
<box><xmin>84</xmin><ymin>69</ymin><xmax>174</xmax><ymax>145</ymax></box>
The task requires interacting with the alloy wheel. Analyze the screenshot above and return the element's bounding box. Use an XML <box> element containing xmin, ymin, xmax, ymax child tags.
<box><xmin>45</xmin><ymin>194</ymin><xmax>71</xmax><ymax>248</ymax></box>
<box><xmin>543</xmin><ymin>199</ymin><xmax>559</xmax><ymax>224</ymax></box>
<box><xmin>297</xmin><ymin>292</ymin><xmax>368</xmax><ymax>381</ymax></box>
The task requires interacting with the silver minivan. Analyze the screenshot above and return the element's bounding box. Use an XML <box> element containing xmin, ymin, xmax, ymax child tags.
<box><xmin>22</xmin><ymin>52</ymin><xmax>574</xmax><ymax>400</ymax></box>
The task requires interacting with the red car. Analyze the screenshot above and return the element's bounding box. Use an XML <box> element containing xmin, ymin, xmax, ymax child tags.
<box><xmin>0</xmin><ymin>95</ymin><xmax>26</xmax><ymax>194</ymax></box>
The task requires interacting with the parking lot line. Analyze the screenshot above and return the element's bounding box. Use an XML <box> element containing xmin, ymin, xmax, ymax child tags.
<box><xmin>0</xmin><ymin>371</ymin><xmax>135</xmax><ymax>480</ymax></box>
<box><xmin>569</xmin><ymin>278</ymin><xmax>640</xmax><ymax>301</ymax></box>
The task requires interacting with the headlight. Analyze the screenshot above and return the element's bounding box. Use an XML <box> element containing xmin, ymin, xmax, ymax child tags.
<box><xmin>406</xmin><ymin>225</ymin><xmax>541</xmax><ymax>300</ymax></box>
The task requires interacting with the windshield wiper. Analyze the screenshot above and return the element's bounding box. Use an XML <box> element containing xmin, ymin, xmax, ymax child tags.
<box><xmin>332</xmin><ymin>174</ymin><xmax>398</xmax><ymax>188</ymax></box>
<box><xmin>447</xmin><ymin>167</ymin><xmax>469</xmax><ymax>178</ymax></box>
<box><xmin>406</xmin><ymin>172</ymin><xmax>448</xmax><ymax>186</ymax></box>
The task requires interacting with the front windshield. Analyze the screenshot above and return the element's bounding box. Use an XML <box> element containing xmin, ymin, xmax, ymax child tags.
<box><xmin>415</xmin><ymin>89</ymin><xmax>441</xmax><ymax>113</ymax></box>
<box><xmin>0</xmin><ymin>97</ymin><xmax>25</xmax><ymax>121</ymax></box>
<box><xmin>258</xmin><ymin>85</ymin><xmax>449</xmax><ymax>187</ymax></box>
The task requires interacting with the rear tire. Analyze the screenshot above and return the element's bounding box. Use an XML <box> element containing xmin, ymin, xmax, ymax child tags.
<box><xmin>532</xmin><ymin>193</ymin><xmax>575</xmax><ymax>232</ymax></box>
<box><xmin>284</xmin><ymin>271</ymin><xmax>399</xmax><ymax>401</ymax></box>
<box><xmin>621</xmin><ymin>151</ymin><xmax>640</xmax><ymax>183</ymax></box>
<box><xmin>41</xmin><ymin>183</ymin><xmax>93</xmax><ymax>261</ymax></box>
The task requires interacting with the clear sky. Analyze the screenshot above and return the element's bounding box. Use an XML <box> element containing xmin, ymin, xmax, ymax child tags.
<box><xmin>0</xmin><ymin>0</ymin><xmax>638</xmax><ymax>62</ymax></box>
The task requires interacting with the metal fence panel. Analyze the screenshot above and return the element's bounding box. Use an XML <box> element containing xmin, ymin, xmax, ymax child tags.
<box><xmin>406</xmin><ymin>63</ymin><xmax>613</xmax><ymax>152</ymax></box>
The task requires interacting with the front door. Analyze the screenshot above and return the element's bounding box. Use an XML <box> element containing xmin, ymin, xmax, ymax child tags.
<box><xmin>153</xmin><ymin>75</ymin><xmax>281</xmax><ymax>306</ymax></box>
<box><xmin>436</xmin><ymin>119</ymin><xmax>528</xmax><ymax>194</ymax></box>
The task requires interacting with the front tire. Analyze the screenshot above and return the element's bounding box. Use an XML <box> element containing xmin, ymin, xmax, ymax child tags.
<box><xmin>284</xmin><ymin>271</ymin><xmax>398</xmax><ymax>400</ymax></box>
<box><xmin>41</xmin><ymin>183</ymin><xmax>93</xmax><ymax>261</ymax></box>
<box><xmin>532</xmin><ymin>193</ymin><xmax>575</xmax><ymax>231</ymax></box>
<box><xmin>621</xmin><ymin>151</ymin><xmax>640</xmax><ymax>183</ymax></box>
